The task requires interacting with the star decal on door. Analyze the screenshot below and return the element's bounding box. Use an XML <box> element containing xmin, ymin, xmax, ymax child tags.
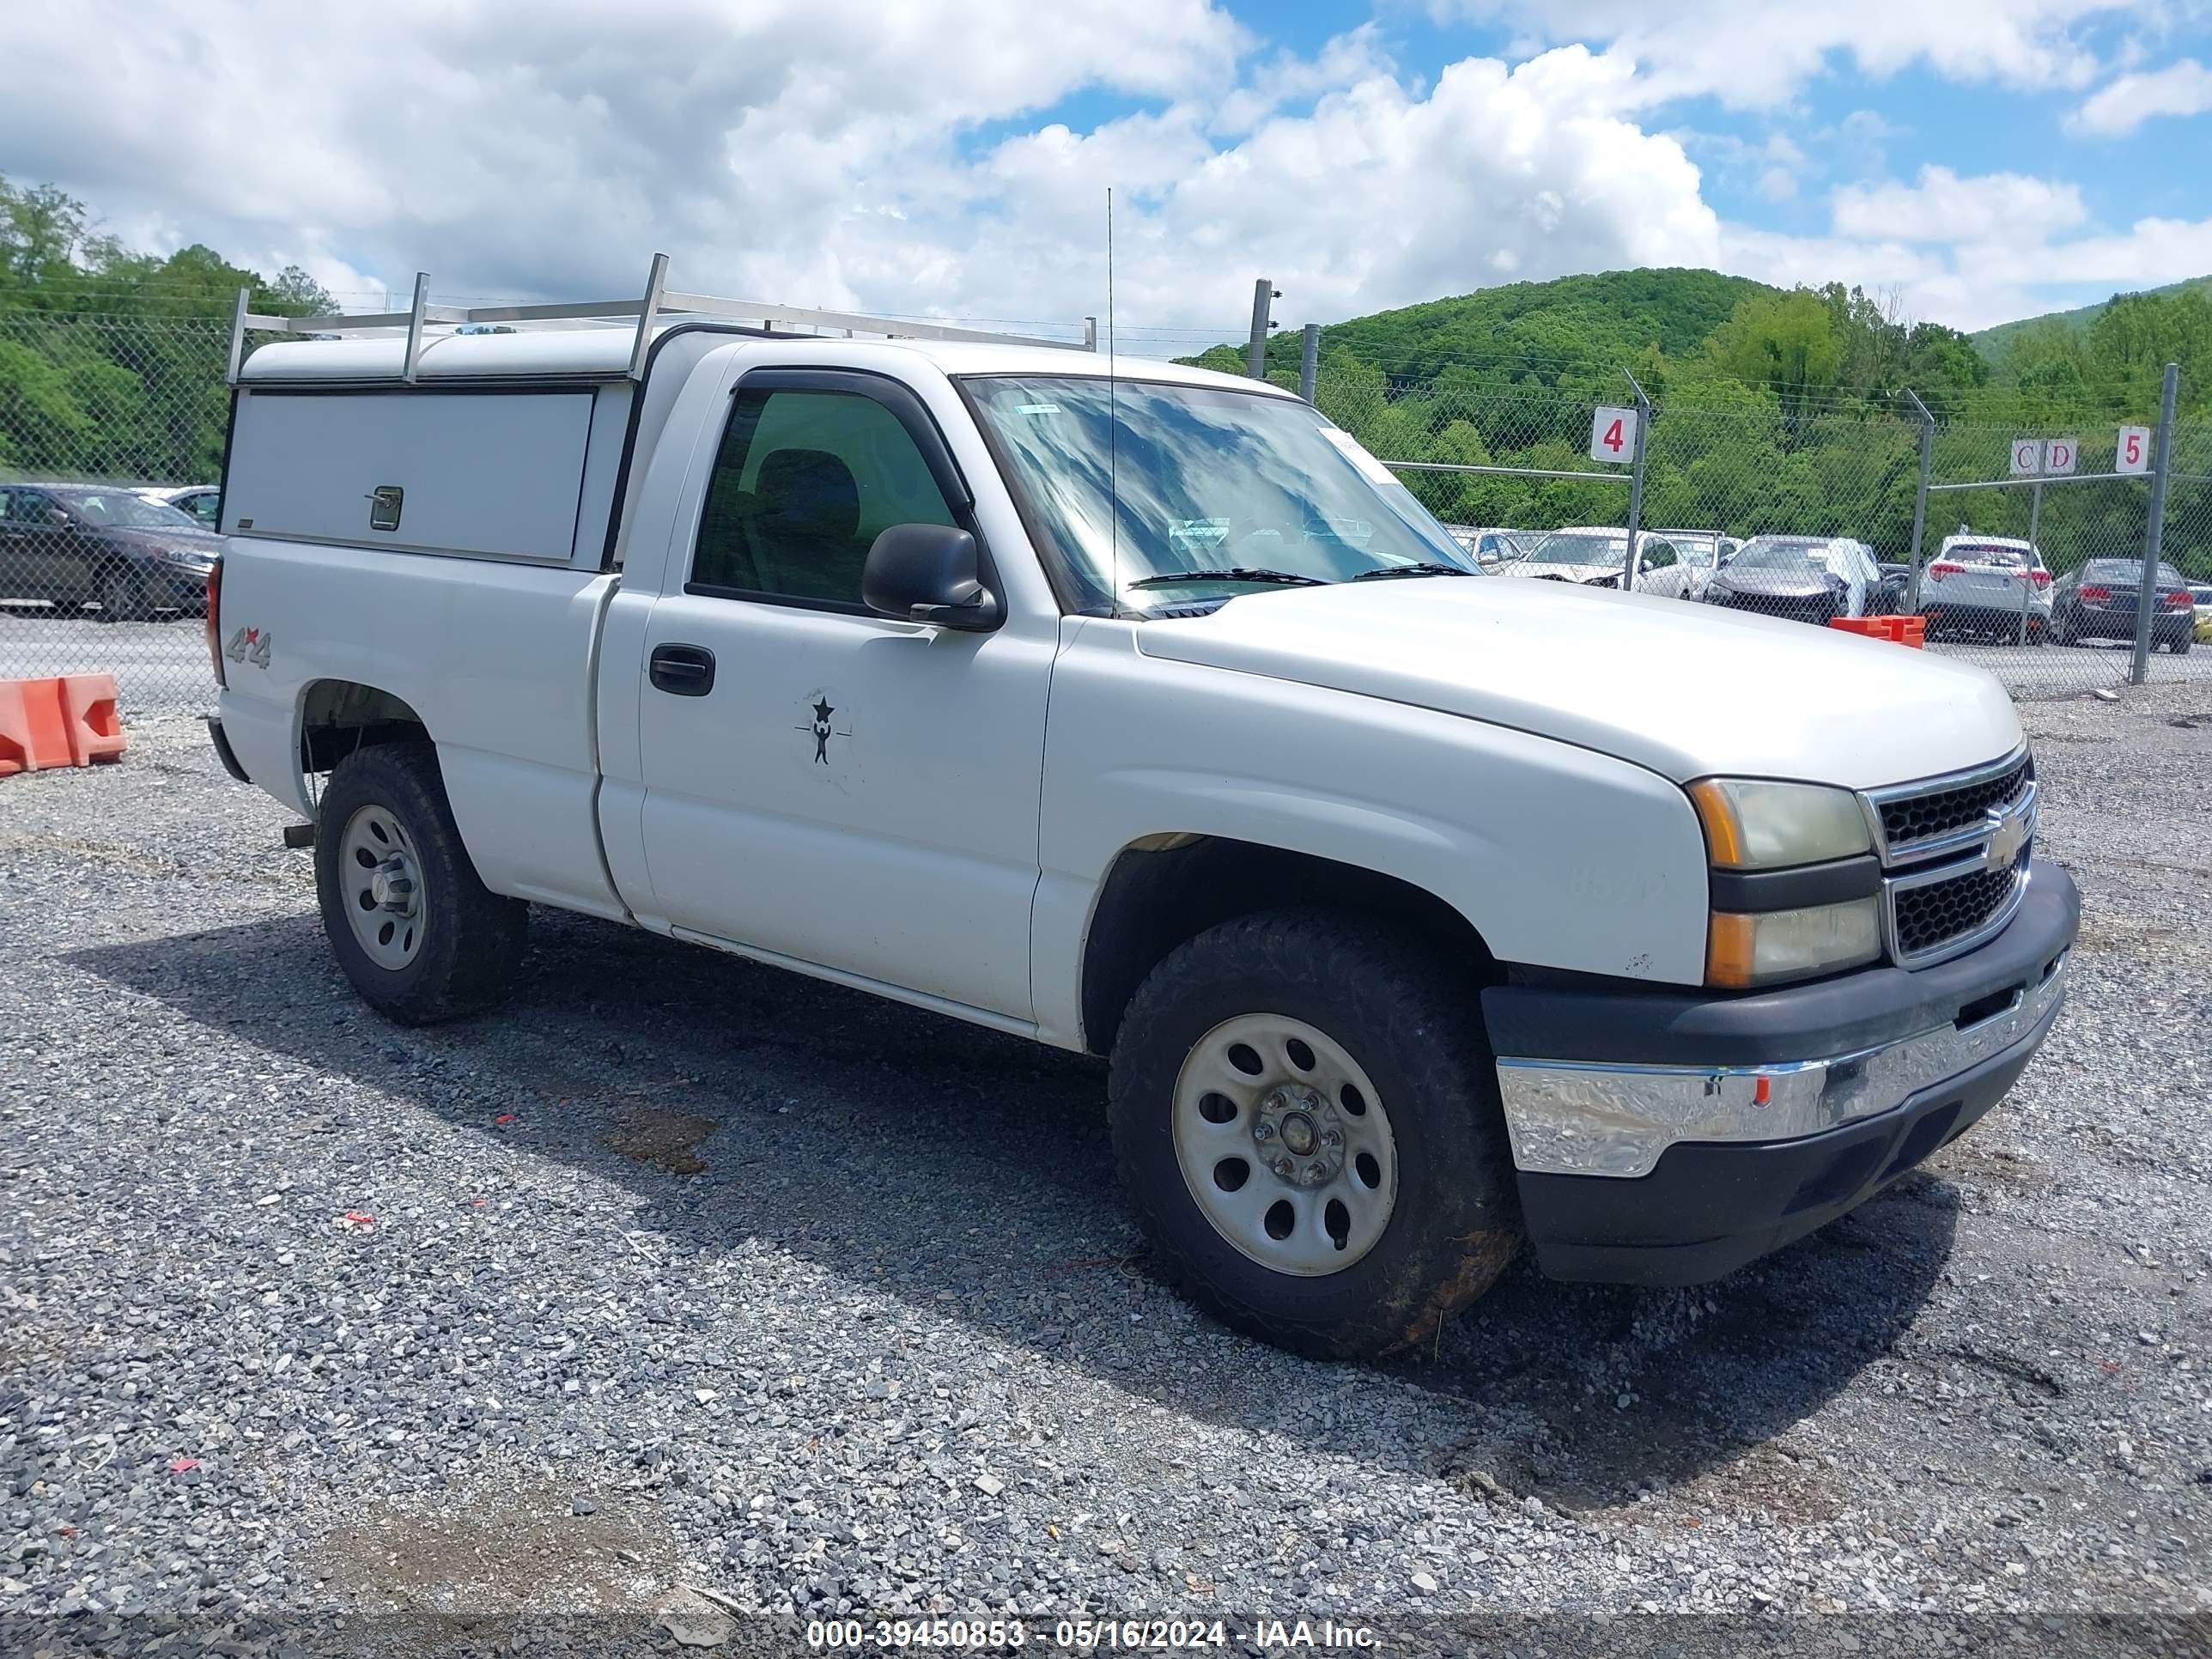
<box><xmin>797</xmin><ymin>691</ymin><xmax>851</xmax><ymax>764</ymax></box>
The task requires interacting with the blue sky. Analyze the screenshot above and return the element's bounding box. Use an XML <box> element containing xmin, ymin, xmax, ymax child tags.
<box><xmin>7</xmin><ymin>0</ymin><xmax>2211</xmax><ymax>344</ymax></box>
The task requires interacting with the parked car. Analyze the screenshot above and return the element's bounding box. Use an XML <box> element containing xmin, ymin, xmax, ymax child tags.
<box><xmin>2191</xmin><ymin>584</ymin><xmax>2212</xmax><ymax>643</ymax></box>
<box><xmin>1647</xmin><ymin>527</ymin><xmax>1741</xmax><ymax>600</ymax></box>
<box><xmin>205</xmin><ymin>301</ymin><xmax>2075</xmax><ymax>1360</ymax></box>
<box><xmin>136</xmin><ymin>483</ymin><xmax>222</xmax><ymax>529</ymax></box>
<box><xmin>1703</xmin><ymin>535</ymin><xmax>1880</xmax><ymax>623</ymax></box>
<box><xmin>1917</xmin><ymin>535</ymin><xmax>2051</xmax><ymax>644</ymax></box>
<box><xmin>2048</xmin><ymin>558</ymin><xmax>2195</xmax><ymax>653</ymax></box>
<box><xmin>1442</xmin><ymin>525</ymin><xmax>1530</xmax><ymax>569</ymax></box>
<box><xmin>1492</xmin><ymin>527</ymin><xmax>1693</xmax><ymax>596</ymax></box>
<box><xmin>0</xmin><ymin>482</ymin><xmax>221</xmax><ymax>619</ymax></box>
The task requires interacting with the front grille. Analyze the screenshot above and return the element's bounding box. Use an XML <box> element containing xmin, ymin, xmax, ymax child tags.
<box><xmin>1877</xmin><ymin>752</ymin><xmax>2033</xmax><ymax>850</ymax></box>
<box><xmin>1893</xmin><ymin>853</ymin><xmax>2026</xmax><ymax>958</ymax></box>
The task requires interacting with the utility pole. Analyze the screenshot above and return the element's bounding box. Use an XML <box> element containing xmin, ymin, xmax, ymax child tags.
<box><xmin>2130</xmin><ymin>362</ymin><xmax>2179</xmax><ymax>686</ymax></box>
<box><xmin>1620</xmin><ymin>369</ymin><xmax>1651</xmax><ymax>592</ymax></box>
<box><xmin>1903</xmin><ymin>390</ymin><xmax>1935</xmax><ymax>613</ymax></box>
<box><xmin>1297</xmin><ymin>324</ymin><xmax>1320</xmax><ymax>404</ymax></box>
<box><xmin>1246</xmin><ymin>279</ymin><xmax>1278</xmax><ymax>380</ymax></box>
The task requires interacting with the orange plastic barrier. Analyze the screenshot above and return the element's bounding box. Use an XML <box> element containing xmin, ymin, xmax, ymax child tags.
<box><xmin>1827</xmin><ymin>617</ymin><xmax>1926</xmax><ymax>649</ymax></box>
<box><xmin>0</xmin><ymin>674</ymin><xmax>128</xmax><ymax>775</ymax></box>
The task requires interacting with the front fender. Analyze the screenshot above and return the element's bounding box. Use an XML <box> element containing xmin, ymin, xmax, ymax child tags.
<box><xmin>1029</xmin><ymin>627</ymin><xmax>1710</xmax><ymax>1047</ymax></box>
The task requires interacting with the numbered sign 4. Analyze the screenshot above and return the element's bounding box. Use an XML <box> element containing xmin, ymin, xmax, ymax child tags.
<box><xmin>2009</xmin><ymin>438</ymin><xmax>2045</xmax><ymax>477</ymax></box>
<box><xmin>1589</xmin><ymin>405</ymin><xmax>1638</xmax><ymax>465</ymax></box>
<box><xmin>2116</xmin><ymin>424</ymin><xmax>2151</xmax><ymax>477</ymax></box>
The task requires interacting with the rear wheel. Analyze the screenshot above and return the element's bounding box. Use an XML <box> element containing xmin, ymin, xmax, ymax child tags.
<box><xmin>314</xmin><ymin>741</ymin><xmax>527</xmax><ymax>1024</ymax></box>
<box><xmin>1108</xmin><ymin>909</ymin><xmax>1521</xmax><ymax>1360</ymax></box>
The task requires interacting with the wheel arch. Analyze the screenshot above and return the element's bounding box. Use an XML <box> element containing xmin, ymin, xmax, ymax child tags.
<box><xmin>297</xmin><ymin>678</ymin><xmax>434</xmax><ymax>780</ymax></box>
<box><xmin>1077</xmin><ymin>833</ymin><xmax>1498</xmax><ymax>1058</ymax></box>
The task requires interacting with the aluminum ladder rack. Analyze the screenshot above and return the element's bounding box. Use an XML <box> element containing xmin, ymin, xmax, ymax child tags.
<box><xmin>228</xmin><ymin>252</ymin><xmax>1097</xmax><ymax>384</ymax></box>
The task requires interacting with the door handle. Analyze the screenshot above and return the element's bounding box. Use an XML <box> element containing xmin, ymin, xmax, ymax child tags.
<box><xmin>648</xmin><ymin>643</ymin><xmax>716</xmax><ymax>696</ymax></box>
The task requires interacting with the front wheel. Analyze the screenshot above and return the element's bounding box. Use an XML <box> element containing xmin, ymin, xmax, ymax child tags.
<box><xmin>1109</xmin><ymin>910</ymin><xmax>1522</xmax><ymax>1360</ymax></box>
<box><xmin>314</xmin><ymin>741</ymin><xmax>527</xmax><ymax>1024</ymax></box>
<box><xmin>95</xmin><ymin>564</ymin><xmax>149</xmax><ymax>623</ymax></box>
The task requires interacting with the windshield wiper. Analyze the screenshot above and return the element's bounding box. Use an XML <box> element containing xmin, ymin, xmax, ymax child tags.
<box><xmin>1350</xmin><ymin>562</ymin><xmax>1476</xmax><ymax>581</ymax></box>
<box><xmin>1127</xmin><ymin>568</ymin><xmax>1328</xmax><ymax>589</ymax></box>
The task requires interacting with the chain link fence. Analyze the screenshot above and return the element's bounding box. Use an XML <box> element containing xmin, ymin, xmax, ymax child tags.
<box><xmin>1332</xmin><ymin>369</ymin><xmax>2209</xmax><ymax>699</ymax></box>
<box><xmin>0</xmin><ymin>310</ymin><xmax>2205</xmax><ymax>713</ymax></box>
<box><xmin>0</xmin><ymin>313</ymin><xmax>238</xmax><ymax>713</ymax></box>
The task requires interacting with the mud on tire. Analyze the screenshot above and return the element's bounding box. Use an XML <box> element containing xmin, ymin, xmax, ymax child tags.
<box><xmin>1108</xmin><ymin>908</ymin><xmax>1522</xmax><ymax>1360</ymax></box>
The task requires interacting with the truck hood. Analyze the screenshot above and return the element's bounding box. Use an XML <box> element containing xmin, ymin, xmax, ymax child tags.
<box><xmin>1134</xmin><ymin>577</ymin><xmax>2022</xmax><ymax>790</ymax></box>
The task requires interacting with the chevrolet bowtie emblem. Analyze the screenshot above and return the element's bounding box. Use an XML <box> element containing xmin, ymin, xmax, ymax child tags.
<box><xmin>1985</xmin><ymin>809</ymin><xmax>2027</xmax><ymax>872</ymax></box>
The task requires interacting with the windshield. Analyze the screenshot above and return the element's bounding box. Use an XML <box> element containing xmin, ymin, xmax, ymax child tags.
<box><xmin>1518</xmin><ymin>532</ymin><xmax>1626</xmax><ymax>567</ymax></box>
<box><xmin>963</xmin><ymin>376</ymin><xmax>1475</xmax><ymax>611</ymax></box>
<box><xmin>1733</xmin><ymin>538</ymin><xmax>1832</xmax><ymax>573</ymax></box>
<box><xmin>53</xmin><ymin>489</ymin><xmax>200</xmax><ymax>530</ymax></box>
<box><xmin>1653</xmin><ymin>533</ymin><xmax>1718</xmax><ymax>567</ymax></box>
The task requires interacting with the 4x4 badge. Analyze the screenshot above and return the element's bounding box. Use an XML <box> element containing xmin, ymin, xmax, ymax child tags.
<box><xmin>224</xmin><ymin>626</ymin><xmax>271</xmax><ymax>670</ymax></box>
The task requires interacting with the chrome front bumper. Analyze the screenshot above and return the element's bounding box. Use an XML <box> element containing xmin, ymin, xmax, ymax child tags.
<box><xmin>1497</xmin><ymin>952</ymin><xmax>2067</xmax><ymax>1179</ymax></box>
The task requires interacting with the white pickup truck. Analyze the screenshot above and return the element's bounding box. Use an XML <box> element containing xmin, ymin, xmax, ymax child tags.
<box><xmin>204</xmin><ymin>289</ymin><xmax>2076</xmax><ymax>1359</ymax></box>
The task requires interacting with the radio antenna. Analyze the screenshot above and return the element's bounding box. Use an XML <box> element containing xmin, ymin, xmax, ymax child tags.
<box><xmin>1106</xmin><ymin>186</ymin><xmax>1120</xmax><ymax>616</ymax></box>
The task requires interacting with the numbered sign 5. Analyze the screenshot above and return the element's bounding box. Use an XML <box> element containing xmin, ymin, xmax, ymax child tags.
<box><xmin>2116</xmin><ymin>424</ymin><xmax>2151</xmax><ymax>477</ymax></box>
<box><xmin>1589</xmin><ymin>405</ymin><xmax>1638</xmax><ymax>465</ymax></box>
<box><xmin>2009</xmin><ymin>438</ymin><xmax>2045</xmax><ymax>477</ymax></box>
<box><xmin>2043</xmin><ymin>438</ymin><xmax>2077</xmax><ymax>476</ymax></box>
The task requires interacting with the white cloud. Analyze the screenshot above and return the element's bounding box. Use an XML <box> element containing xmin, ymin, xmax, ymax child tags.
<box><xmin>1431</xmin><ymin>0</ymin><xmax>2151</xmax><ymax>108</ymax></box>
<box><xmin>0</xmin><ymin>4</ymin><xmax>1719</xmax><ymax>347</ymax></box>
<box><xmin>2069</xmin><ymin>58</ymin><xmax>2212</xmax><ymax>135</ymax></box>
<box><xmin>1832</xmin><ymin>167</ymin><xmax>2089</xmax><ymax>243</ymax></box>
<box><xmin>2</xmin><ymin>0</ymin><xmax>2198</xmax><ymax>356</ymax></box>
<box><xmin>1723</xmin><ymin>206</ymin><xmax>2212</xmax><ymax>332</ymax></box>
<box><xmin>1212</xmin><ymin>26</ymin><xmax>1396</xmax><ymax>134</ymax></box>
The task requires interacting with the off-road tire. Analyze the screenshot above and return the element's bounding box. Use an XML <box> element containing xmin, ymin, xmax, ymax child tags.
<box><xmin>1108</xmin><ymin>908</ymin><xmax>1522</xmax><ymax>1360</ymax></box>
<box><xmin>314</xmin><ymin>741</ymin><xmax>527</xmax><ymax>1024</ymax></box>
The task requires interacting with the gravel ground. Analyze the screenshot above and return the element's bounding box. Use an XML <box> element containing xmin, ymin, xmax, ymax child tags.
<box><xmin>2</xmin><ymin>686</ymin><xmax>2209</xmax><ymax>1657</ymax></box>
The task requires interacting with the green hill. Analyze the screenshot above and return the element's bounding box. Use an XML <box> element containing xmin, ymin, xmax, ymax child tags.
<box><xmin>1972</xmin><ymin>276</ymin><xmax>2212</xmax><ymax>361</ymax></box>
<box><xmin>1184</xmin><ymin>267</ymin><xmax>1778</xmax><ymax>386</ymax></box>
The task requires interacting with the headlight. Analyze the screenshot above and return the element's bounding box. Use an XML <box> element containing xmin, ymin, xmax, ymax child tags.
<box><xmin>1689</xmin><ymin>778</ymin><xmax>1881</xmax><ymax>987</ymax></box>
<box><xmin>1706</xmin><ymin>900</ymin><xmax>1881</xmax><ymax>988</ymax></box>
<box><xmin>1686</xmin><ymin>778</ymin><xmax>1870</xmax><ymax>869</ymax></box>
<box><xmin>156</xmin><ymin>544</ymin><xmax>215</xmax><ymax>567</ymax></box>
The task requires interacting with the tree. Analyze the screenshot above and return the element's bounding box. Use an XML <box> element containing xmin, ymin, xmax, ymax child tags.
<box><xmin>1705</xmin><ymin>290</ymin><xmax>1843</xmax><ymax>441</ymax></box>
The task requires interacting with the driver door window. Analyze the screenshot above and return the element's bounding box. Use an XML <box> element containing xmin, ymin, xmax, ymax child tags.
<box><xmin>690</xmin><ymin>388</ymin><xmax>957</xmax><ymax>611</ymax></box>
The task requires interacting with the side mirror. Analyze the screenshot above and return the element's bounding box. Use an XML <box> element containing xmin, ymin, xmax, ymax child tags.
<box><xmin>45</xmin><ymin>507</ymin><xmax>71</xmax><ymax>526</ymax></box>
<box><xmin>862</xmin><ymin>523</ymin><xmax>1003</xmax><ymax>632</ymax></box>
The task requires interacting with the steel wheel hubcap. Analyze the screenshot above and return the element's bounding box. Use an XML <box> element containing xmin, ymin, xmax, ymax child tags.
<box><xmin>338</xmin><ymin>805</ymin><xmax>424</xmax><ymax>969</ymax></box>
<box><xmin>1171</xmin><ymin>1013</ymin><xmax>1399</xmax><ymax>1277</ymax></box>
